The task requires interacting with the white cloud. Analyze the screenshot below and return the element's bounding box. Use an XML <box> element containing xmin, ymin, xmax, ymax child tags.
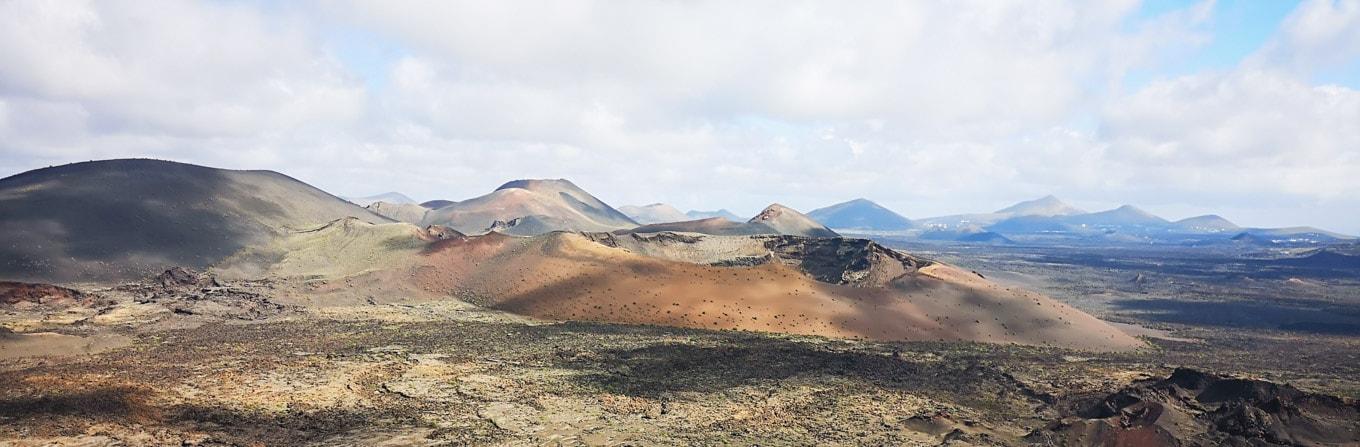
<box><xmin>0</xmin><ymin>0</ymin><xmax>1357</xmax><ymax>233</ymax></box>
<box><xmin>0</xmin><ymin>0</ymin><xmax>364</xmax><ymax>151</ymax></box>
<box><xmin>1249</xmin><ymin>0</ymin><xmax>1360</xmax><ymax>75</ymax></box>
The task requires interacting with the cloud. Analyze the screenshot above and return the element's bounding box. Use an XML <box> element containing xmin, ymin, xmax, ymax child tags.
<box><xmin>1249</xmin><ymin>0</ymin><xmax>1360</xmax><ymax>75</ymax></box>
<box><xmin>341</xmin><ymin>1</ymin><xmax>1146</xmax><ymax>134</ymax></box>
<box><xmin>0</xmin><ymin>0</ymin><xmax>1356</xmax><ymax>232</ymax></box>
<box><xmin>0</xmin><ymin>0</ymin><xmax>364</xmax><ymax>160</ymax></box>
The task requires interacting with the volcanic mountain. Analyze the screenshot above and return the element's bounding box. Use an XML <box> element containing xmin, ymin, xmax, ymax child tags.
<box><xmin>987</xmin><ymin>204</ymin><xmax>1171</xmax><ymax>235</ymax></box>
<box><xmin>0</xmin><ymin>159</ymin><xmax>390</xmax><ymax>283</ymax></box>
<box><xmin>807</xmin><ymin>198</ymin><xmax>913</xmax><ymax>231</ymax></box>
<box><xmin>750</xmin><ymin>204</ymin><xmax>839</xmax><ymax>238</ymax></box>
<box><xmin>622</xmin><ymin>204</ymin><xmax>839</xmax><ymax>238</ymax></box>
<box><xmin>618</xmin><ymin>203</ymin><xmax>690</xmax><ymax>224</ymax></box>
<box><xmin>917</xmin><ymin>195</ymin><xmax>1084</xmax><ymax>230</ymax></box>
<box><xmin>345</xmin><ymin>192</ymin><xmax>416</xmax><ymax>206</ymax></box>
<box><xmin>994</xmin><ymin>194</ymin><xmax>1085</xmax><ymax>217</ymax></box>
<box><xmin>1063</xmin><ymin>205</ymin><xmax>1169</xmax><ymax>227</ymax></box>
<box><xmin>685</xmin><ymin>209</ymin><xmax>743</xmax><ymax>222</ymax></box>
<box><xmin>421</xmin><ymin>179</ymin><xmax>638</xmax><ymax>235</ymax></box>
<box><xmin>220</xmin><ymin>221</ymin><xmax>1142</xmax><ymax>351</ymax></box>
<box><xmin>1172</xmin><ymin>214</ymin><xmax>1239</xmax><ymax>233</ymax></box>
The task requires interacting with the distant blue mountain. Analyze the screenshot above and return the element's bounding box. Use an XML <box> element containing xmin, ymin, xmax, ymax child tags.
<box><xmin>807</xmin><ymin>198</ymin><xmax>913</xmax><ymax>231</ymax></box>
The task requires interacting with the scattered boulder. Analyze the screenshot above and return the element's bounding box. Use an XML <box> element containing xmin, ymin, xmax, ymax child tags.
<box><xmin>423</xmin><ymin>225</ymin><xmax>465</xmax><ymax>240</ymax></box>
<box><xmin>0</xmin><ymin>281</ymin><xmax>90</xmax><ymax>307</ymax></box>
<box><xmin>154</xmin><ymin>267</ymin><xmax>220</xmax><ymax>289</ymax></box>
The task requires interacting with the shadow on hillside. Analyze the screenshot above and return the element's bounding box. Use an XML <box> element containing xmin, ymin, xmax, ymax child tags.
<box><xmin>0</xmin><ymin>160</ymin><xmax>257</xmax><ymax>282</ymax></box>
<box><xmin>0</xmin><ymin>384</ymin><xmax>431</xmax><ymax>445</ymax></box>
<box><xmin>552</xmin><ymin>337</ymin><xmax>1054</xmax><ymax>407</ymax></box>
<box><xmin>1111</xmin><ymin>297</ymin><xmax>1360</xmax><ymax>335</ymax></box>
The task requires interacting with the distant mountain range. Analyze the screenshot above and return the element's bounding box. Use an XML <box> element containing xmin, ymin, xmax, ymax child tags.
<box><xmin>622</xmin><ymin>204</ymin><xmax>838</xmax><ymax>238</ymax></box>
<box><xmin>353</xmin><ymin>188</ymin><xmax>1353</xmax><ymax>247</ymax></box>
<box><xmin>802</xmin><ymin>196</ymin><xmax>1351</xmax><ymax>246</ymax></box>
<box><xmin>5</xmin><ymin>159</ymin><xmax>1347</xmax><ymax>283</ymax></box>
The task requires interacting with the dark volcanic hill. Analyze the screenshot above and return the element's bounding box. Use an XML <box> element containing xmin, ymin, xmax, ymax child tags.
<box><xmin>807</xmin><ymin>198</ymin><xmax>913</xmax><ymax>231</ymax></box>
<box><xmin>421</xmin><ymin>178</ymin><xmax>638</xmax><ymax>235</ymax></box>
<box><xmin>0</xmin><ymin>159</ymin><xmax>391</xmax><ymax>283</ymax></box>
<box><xmin>1032</xmin><ymin>368</ymin><xmax>1360</xmax><ymax>445</ymax></box>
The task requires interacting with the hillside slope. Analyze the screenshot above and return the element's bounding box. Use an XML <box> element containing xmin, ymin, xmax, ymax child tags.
<box><xmin>619</xmin><ymin>203</ymin><xmax>690</xmax><ymax>224</ymax></box>
<box><xmin>422</xmin><ymin>179</ymin><xmax>637</xmax><ymax>234</ymax></box>
<box><xmin>366</xmin><ymin>201</ymin><xmax>429</xmax><ymax>224</ymax></box>
<box><xmin>807</xmin><ymin>198</ymin><xmax>913</xmax><ymax>231</ymax></box>
<box><xmin>749</xmin><ymin>204</ymin><xmax>840</xmax><ymax>238</ymax></box>
<box><xmin>224</xmin><ymin>227</ymin><xmax>1142</xmax><ymax>351</ymax></box>
<box><xmin>0</xmin><ymin>159</ymin><xmax>390</xmax><ymax>283</ymax></box>
<box><xmin>621</xmin><ymin>205</ymin><xmax>840</xmax><ymax>238</ymax></box>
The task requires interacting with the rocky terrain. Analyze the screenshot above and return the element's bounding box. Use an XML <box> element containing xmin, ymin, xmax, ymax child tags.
<box><xmin>2</xmin><ymin>160</ymin><xmax>1357</xmax><ymax>446</ymax></box>
<box><xmin>2</xmin><ymin>267</ymin><xmax>1356</xmax><ymax>446</ymax></box>
<box><xmin>208</xmin><ymin>219</ymin><xmax>1141</xmax><ymax>351</ymax></box>
<box><xmin>1031</xmin><ymin>368</ymin><xmax>1360</xmax><ymax>445</ymax></box>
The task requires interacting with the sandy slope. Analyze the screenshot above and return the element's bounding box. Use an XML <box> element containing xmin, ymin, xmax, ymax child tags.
<box><xmin>422</xmin><ymin>179</ymin><xmax>637</xmax><ymax>235</ymax></box>
<box><xmin>415</xmin><ymin>233</ymin><xmax>1141</xmax><ymax>351</ymax></box>
<box><xmin>748</xmin><ymin>204</ymin><xmax>839</xmax><ymax>237</ymax></box>
<box><xmin>220</xmin><ymin>223</ymin><xmax>1141</xmax><ymax>351</ymax></box>
<box><xmin>0</xmin><ymin>159</ymin><xmax>391</xmax><ymax>284</ymax></box>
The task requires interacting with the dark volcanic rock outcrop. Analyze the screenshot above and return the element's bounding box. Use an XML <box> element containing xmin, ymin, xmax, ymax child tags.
<box><xmin>0</xmin><ymin>281</ymin><xmax>90</xmax><ymax>307</ymax></box>
<box><xmin>584</xmin><ymin>231</ymin><xmax>928</xmax><ymax>287</ymax></box>
<box><xmin>757</xmin><ymin>236</ymin><xmax>929</xmax><ymax>286</ymax></box>
<box><xmin>1031</xmin><ymin>368</ymin><xmax>1360</xmax><ymax>446</ymax></box>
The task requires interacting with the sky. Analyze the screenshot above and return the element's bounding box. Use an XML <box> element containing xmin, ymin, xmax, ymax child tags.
<box><xmin>1</xmin><ymin>0</ymin><xmax>1358</xmax><ymax>234</ymax></box>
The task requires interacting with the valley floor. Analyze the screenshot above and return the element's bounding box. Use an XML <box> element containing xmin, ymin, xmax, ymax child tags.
<box><xmin>2</xmin><ymin>295</ymin><xmax>1357</xmax><ymax>446</ymax></box>
<box><xmin>4</xmin><ymin>239</ymin><xmax>1360</xmax><ymax>446</ymax></box>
